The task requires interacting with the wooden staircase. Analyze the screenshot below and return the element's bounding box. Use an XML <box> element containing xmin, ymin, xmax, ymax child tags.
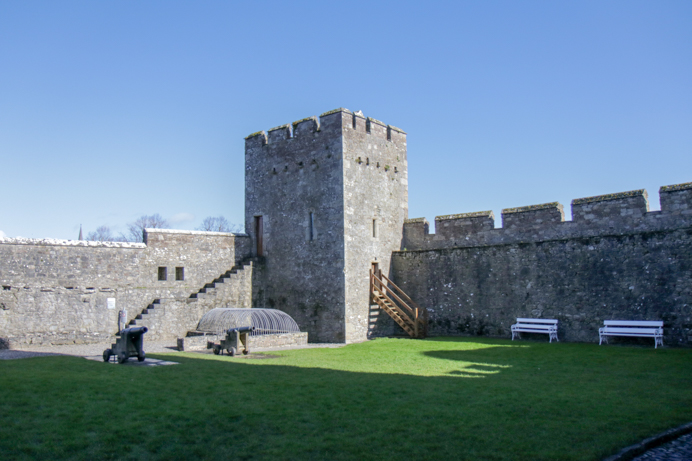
<box><xmin>370</xmin><ymin>269</ymin><xmax>428</xmax><ymax>339</ymax></box>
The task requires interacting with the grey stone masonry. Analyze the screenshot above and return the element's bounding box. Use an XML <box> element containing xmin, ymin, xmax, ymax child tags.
<box><xmin>403</xmin><ymin>185</ymin><xmax>692</xmax><ymax>250</ymax></box>
<box><xmin>342</xmin><ymin>111</ymin><xmax>408</xmax><ymax>342</ymax></box>
<box><xmin>178</xmin><ymin>332</ymin><xmax>308</xmax><ymax>351</ymax></box>
<box><xmin>245</xmin><ymin>108</ymin><xmax>408</xmax><ymax>343</ymax></box>
<box><xmin>394</xmin><ymin>182</ymin><xmax>692</xmax><ymax>345</ymax></box>
<box><xmin>502</xmin><ymin>202</ymin><xmax>565</xmax><ymax>230</ymax></box>
<box><xmin>0</xmin><ymin>229</ymin><xmax>252</xmax><ymax>347</ymax></box>
<box><xmin>126</xmin><ymin>261</ymin><xmax>254</xmax><ymax>341</ymax></box>
<box><xmin>660</xmin><ymin>182</ymin><xmax>692</xmax><ymax>213</ymax></box>
<box><xmin>245</xmin><ymin>109</ymin><xmax>346</xmax><ymax>343</ymax></box>
<box><xmin>572</xmin><ymin>189</ymin><xmax>649</xmax><ymax>227</ymax></box>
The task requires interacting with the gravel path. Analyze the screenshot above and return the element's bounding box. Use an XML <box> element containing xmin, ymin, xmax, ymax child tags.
<box><xmin>0</xmin><ymin>340</ymin><xmax>178</xmax><ymax>360</ymax></box>
<box><xmin>630</xmin><ymin>433</ymin><xmax>692</xmax><ymax>461</ymax></box>
<box><xmin>0</xmin><ymin>340</ymin><xmax>345</xmax><ymax>360</ymax></box>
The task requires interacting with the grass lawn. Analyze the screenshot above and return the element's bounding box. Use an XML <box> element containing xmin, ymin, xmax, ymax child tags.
<box><xmin>1</xmin><ymin>337</ymin><xmax>691</xmax><ymax>460</ymax></box>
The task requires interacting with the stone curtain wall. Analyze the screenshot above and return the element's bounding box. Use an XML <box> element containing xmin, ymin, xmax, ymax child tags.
<box><xmin>393</xmin><ymin>183</ymin><xmax>692</xmax><ymax>344</ymax></box>
<box><xmin>0</xmin><ymin>230</ymin><xmax>252</xmax><ymax>347</ymax></box>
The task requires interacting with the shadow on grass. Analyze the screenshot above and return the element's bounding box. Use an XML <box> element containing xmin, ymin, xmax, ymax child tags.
<box><xmin>1</xmin><ymin>338</ymin><xmax>691</xmax><ymax>461</ymax></box>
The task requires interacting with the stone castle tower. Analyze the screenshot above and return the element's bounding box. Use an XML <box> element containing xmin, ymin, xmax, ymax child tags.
<box><xmin>244</xmin><ymin>108</ymin><xmax>408</xmax><ymax>342</ymax></box>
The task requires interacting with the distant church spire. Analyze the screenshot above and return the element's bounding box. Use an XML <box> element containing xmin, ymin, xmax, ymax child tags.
<box><xmin>78</xmin><ymin>225</ymin><xmax>83</xmax><ymax>241</ymax></box>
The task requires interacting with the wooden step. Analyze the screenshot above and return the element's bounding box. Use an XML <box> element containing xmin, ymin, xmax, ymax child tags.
<box><xmin>375</xmin><ymin>299</ymin><xmax>415</xmax><ymax>336</ymax></box>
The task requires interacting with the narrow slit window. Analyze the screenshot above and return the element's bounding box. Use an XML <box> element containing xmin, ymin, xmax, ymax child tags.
<box><xmin>309</xmin><ymin>212</ymin><xmax>315</xmax><ymax>241</ymax></box>
<box><xmin>254</xmin><ymin>216</ymin><xmax>264</xmax><ymax>257</ymax></box>
<box><xmin>372</xmin><ymin>219</ymin><xmax>377</xmax><ymax>238</ymax></box>
<box><xmin>158</xmin><ymin>267</ymin><xmax>167</xmax><ymax>281</ymax></box>
<box><xmin>175</xmin><ymin>267</ymin><xmax>184</xmax><ymax>281</ymax></box>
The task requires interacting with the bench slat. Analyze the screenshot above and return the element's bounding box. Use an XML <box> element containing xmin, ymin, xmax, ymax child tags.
<box><xmin>603</xmin><ymin>320</ymin><xmax>663</xmax><ymax>327</ymax></box>
<box><xmin>513</xmin><ymin>325</ymin><xmax>555</xmax><ymax>331</ymax></box>
<box><xmin>601</xmin><ymin>327</ymin><xmax>660</xmax><ymax>335</ymax></box>
<box><xmin>516</xmin><ymin>318</ymin><xmax>558</xmax><ymax>325</ymax></box>
<box><xmin>514</xmin><ymin>328</ymin><xmax>555</xmax><ymax>334</ymax></box>
<box><xmin>601</xmin><ymin>332</ymin><xmax>661</xmax><ymax>338</ymax></box>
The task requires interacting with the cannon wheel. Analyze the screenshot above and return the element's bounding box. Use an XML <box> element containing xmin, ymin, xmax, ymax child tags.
<box><xmin>212</xmin><ymin>345</ymin><xmax>221</xmax><ymax>355</ymax></box>
<box><xmin>118</xmin><ymin>353</ymin><xmax>128</xmax><ymax>364</ymax></box>
<box><xmin>103</xmin><ymin>349</ymin><xmax>112</xmax><ymax>362</ymax></box>
<box><xmin>228</xmin><ymin>347</ymin><xmax>237</xmax><ymax>357</ymax></box>
<box><xmin>137</xmin><ymin>353</ymin><xmax>145</xmax><ymax>362</ymax></box>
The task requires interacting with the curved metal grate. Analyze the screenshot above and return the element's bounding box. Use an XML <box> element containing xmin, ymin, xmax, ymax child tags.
<box><xmin>196</xmin><ymin>308</ymin><xmax>301</xmax><ymax>336</ymax></box>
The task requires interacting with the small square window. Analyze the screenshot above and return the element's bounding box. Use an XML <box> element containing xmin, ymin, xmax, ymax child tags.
<box><xmin>176</xmin><ymin>267</ymin><xmax>184</xmax><ymax>281</ymax></box>
<box><xmin>158</xmin><ymin>267</ymin><xmax>167</xmax><ymax>281</ymax></box>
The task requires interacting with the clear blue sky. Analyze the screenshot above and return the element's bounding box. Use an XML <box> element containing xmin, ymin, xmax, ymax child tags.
<box><xmin>1</xmin><ymin>1</ymin><xmax>690</xmax><ymax>239</ymax></box>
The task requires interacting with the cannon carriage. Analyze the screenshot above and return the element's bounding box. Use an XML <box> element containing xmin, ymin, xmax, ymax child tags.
<box><xmin>208</xmin><ymin>326</ymin><xmax>254</xmax><ymax>356</ymax></box>
<box><xmin>103</xmin><ymin>326</ymin><xmax>148</xmax><ymax>363</ymax></box>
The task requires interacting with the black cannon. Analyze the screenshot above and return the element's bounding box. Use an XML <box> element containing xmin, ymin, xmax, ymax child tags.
<box><xmin>207</xmin><ymin>326</ymin><xmax>254</xmax><ymax>356</ymax></box>
<box><xmin>103</xmin><ymin>326</ymin><xmax>148</xmax><ymax>363</ymax></box>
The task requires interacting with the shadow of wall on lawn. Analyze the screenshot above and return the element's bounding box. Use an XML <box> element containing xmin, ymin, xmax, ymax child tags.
<box><xmin>2</xmin><ymin>343</ymin><xmax>692</xmax><ymax>461</ymax></box>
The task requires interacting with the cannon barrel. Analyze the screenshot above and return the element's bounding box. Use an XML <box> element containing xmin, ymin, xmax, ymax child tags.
<box><xmin>120</xmin><ymin>326</ymin><xmax>148</xmax><ymax>336</ymax></box>
<box><xmin>227</xmin><ymin>326</ymin><xmax>254</xmax><ymax>334</ymax></box>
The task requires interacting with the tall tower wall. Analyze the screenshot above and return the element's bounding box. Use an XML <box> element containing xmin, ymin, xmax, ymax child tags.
<box><xmin>244</xmin><ymin>111</ymin><xmax>347</xmax><ymax>342</ymax></box>
<box><xmin>342</xmin><ymin>112</ymin><xmax>409</xmax><ymax>342</ymax></box>
<box><xmin>244</xmin><ymin>109</ymin><xmax>409</xmax><ymax>343</ymax></box>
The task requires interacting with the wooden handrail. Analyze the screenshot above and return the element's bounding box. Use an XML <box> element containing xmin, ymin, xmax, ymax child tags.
<box><xmin>380</xmin><ymin>273</ymin><xmax>423</xmax><ymax>312</ymax></box>
<box><xmin>372</xmin><ymin>282</ymin><xmax>413</xmax><ymax>321</ymax></box>
<box><xmin>372</xmin><ymin>273</ymin><xmax>415</xmax><ymax>317</ymax></box>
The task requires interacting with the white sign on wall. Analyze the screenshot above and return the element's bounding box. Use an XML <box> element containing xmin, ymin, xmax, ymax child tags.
<box><xmin>107</xmin><ymin>298</ymin><xmax>116</xmax><ymax>310</ymax></box>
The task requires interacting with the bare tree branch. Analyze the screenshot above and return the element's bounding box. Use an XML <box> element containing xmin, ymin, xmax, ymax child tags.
<box><xmin>86</xmin><ymin>225</ymin><xmax>114</xmax><ymax>242</ymax></box>
<box><xmin>196</xmin><ymin>216</ymin><xmax>242</xmax><ymax>233</ymax></box>
<box><xmin>125</xmin><ymin>214</ymin><xmax>170</xmax><ymax>242</ymax></box>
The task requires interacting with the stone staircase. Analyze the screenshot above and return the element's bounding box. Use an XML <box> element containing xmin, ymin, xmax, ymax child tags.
<box><xmin>125</xmin><ymin>260</ymin><xmax>254</xmax><ymax>340</ymax></box>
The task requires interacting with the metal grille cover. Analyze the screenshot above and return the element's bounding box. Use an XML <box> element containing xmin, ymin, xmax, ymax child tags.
<box><xmin>196</xmin><ymin>308</ymin><xmax>301</xmax><ymax>336</ymax></box>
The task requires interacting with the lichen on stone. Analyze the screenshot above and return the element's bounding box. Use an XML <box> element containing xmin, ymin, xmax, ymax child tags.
<box><xmin>405</xmin><ymin>217</ymin><xmax>428</xmax><ymax>224</ymax></box>
<box><xmin>502</xmin><ymin>203</ymin><xmax>562</xmax><ymax>214</ymax></box>
<box><xmin>660</xmin><ymin>182</ymin><xmax>692</xmax><ymax>193</ymax></box>
<box><xmin>319</xmin><ymin>108</ymin><xmax>351</xmax><ymax>117</ymax></box>
<box><xmin>367</xmin><ymin>117</ymin><xmax>386</xmax><ymax>127</ymax></box>
<box><xmin>436</xmin><ymin>211</ymin><xmax>494</xmax><ymax>221</ymax></box>
<box><xmin>292</xmin><ymin>116</ymin><xmax>317</xmax><ymax>127</ymax></box>
<box><xmin>267</xmin><ymin>124</ymin><xmax>291</xmax><ymax>133</ymax></box>
<box><xmin>572</xmin><ymin>190</ymin><xmax>646</xmax><ymax>205</ymax></box>
<box><xmin>245</xmin><ymin>131</ymin><xmax>266</xmax><ymax>140</ymax></box>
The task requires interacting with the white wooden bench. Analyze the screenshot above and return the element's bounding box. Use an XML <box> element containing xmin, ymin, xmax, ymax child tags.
<box><xmin>599</xmin><ymin>320</ymin><xmax>664</xmax><ymax>348</ymax></box>
<box><xmin>511</xmin><ymin>318</ymin><xmax>559</xmax><ymax>343</ymax></box>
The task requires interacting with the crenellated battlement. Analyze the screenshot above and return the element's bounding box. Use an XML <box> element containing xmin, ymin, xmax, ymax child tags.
<box><xmin>571</xmin><ymin>189</ymin><xmax>649</xmax><ymax>227</ymax></box>
<box><xmin>245</xmin><ymin>108</ymin><xmax>406</xmax><ymax>150</ymax></box>
<box><xmin>434</xmin><ymin>211</ymin><xmax>495</xmax><ymax>239</ymax></box>
<box><xmin>502</xmin><ymin>202</ymin><xmax>564</xmax><ymax>229</ymax></box>
<box><xmin>660</xmin><ymin>181</ymin><xmax>692</xmax><ymax>213</ymax></box>
<box><xmin>403</xmin><ymin>182</ymin><xmax>692</xmax><ymax>250</ymax></box>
